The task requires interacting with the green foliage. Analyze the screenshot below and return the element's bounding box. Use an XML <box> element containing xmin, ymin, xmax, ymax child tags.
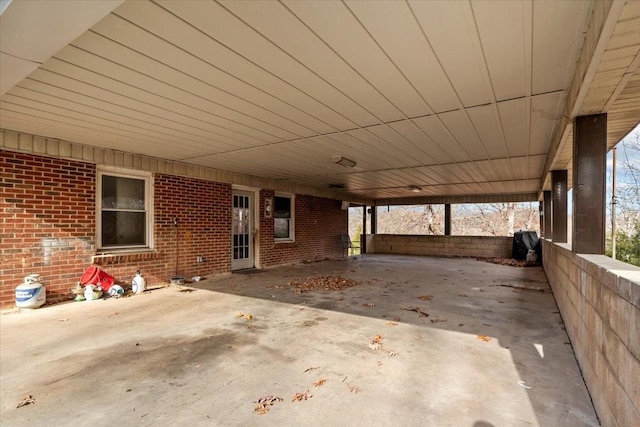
<box><xmin>352</xmin><ymin>224</ymin><xmax>363</xmax><ymax>255</ymax></box>
<box><xmin>607</xmin><ymin>223</ymin><xmax>640</xmax><ymax>267</ymax></box>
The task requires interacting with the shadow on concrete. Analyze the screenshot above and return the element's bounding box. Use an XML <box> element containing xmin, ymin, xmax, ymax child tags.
<box><xmin>190</xmin><ymin>254</ymin><xmax>598</xmax><ymax>426</ymax></box>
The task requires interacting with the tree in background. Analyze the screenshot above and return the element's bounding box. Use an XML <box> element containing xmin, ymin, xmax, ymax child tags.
<box><xmin>607</xmin><ymin>129</ymin><xmax>640</xmax><ymax>266</ymax></box>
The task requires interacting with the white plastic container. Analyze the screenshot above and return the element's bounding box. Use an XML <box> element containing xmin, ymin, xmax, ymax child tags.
<box><xmin>132</xmin><ymin>270</ymin><xmax>146</xmax><ymax>294</ymax></box>
<box><xmin>15</xmin><ymin>274</ymin><xmax>46</xmax><ymax>309</ymax></box>
<box><xmin>84</xmin><ymin>285</ymin><xmax>102</xmax><ymax>301</ymax></box>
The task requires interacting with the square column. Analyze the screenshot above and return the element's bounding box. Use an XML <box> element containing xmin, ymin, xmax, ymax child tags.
<box><xmin>572</xmin><ymin>114</ymin><xmax>607</xmax><ymax>253</ymax></box>
<box><xmin>444</xmin><ymin>204</ymin><xmax>451</xmax><ymax>235</ymax></box>
<box><xmin>552</xmin><ymin>170</ymin><xmax>567</xmax><ymax>243</ymax></box>
<box><xmin>543</xmin><ymin>191</ymin><xmax>552</xmax><ymax>239</ymax></box>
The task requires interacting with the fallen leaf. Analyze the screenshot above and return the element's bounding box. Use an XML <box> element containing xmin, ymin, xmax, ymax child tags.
<box><xmin>107</xmin><ymin>312</ymin><xmax>119</xmax><ymax>317</ymax></box>
<box><xmin>289</xmin><ymin>276</ymin><xmax>365</xmax><ymax>294</ymax></box>
<box><xmin>362</xmin><ymin>303</ymin><xmax>376</xmax><ymax>308</ymax></box>
<box><xmin>477</xmin><ymin>335</ymin><xmax>492</xmax><ymax>342</ymax></box>
<box><xmin>254</xmin><ymin>395</ymin><xmax>283</xmax><ymax>414</ymax></box>
<box><xmin>401</xmin><ymin>306</ymin><xmax>429</xmax><ymax>317</ymax></box>
<box><xmin>17</xmin><ymin>395</ymin><xmax>35</xmax><ymax>408</ymax></box>
<box><xmin>347</xmin><ymin>385</ymin><xmax>361</xmax><ymax>394</ymax></box>
<box><xmin>236</xmin><ymin>312</ymin><xmax>244</xmax><ymax>318</ymax></box>
<box><xmin>385</xmin><ymin>322</ymin><xmax>398</xmax><ymax>327</ymax></box>
<box><xmin>417</xmin><ymin>295</ymin><xmax>433</xmax><ymax>301</ymax></box>
<box><xmin>179</xmin><ymin>289</ymin><xmax>193</xmax><ymax>293</ymax></box>
<box><xmin>367</xmin><ymin>342</ymin><xmax>380</xmax><ymax>350</ymax></box>
<box><xmin>291</xmin><ymin>390</ymin><xmax>312</xmax><ymax>402</ymax></box>
<box><xmin>313</xmin><ymin>379</ymin><xmax>327</xmax><ymax>387</ymax></box>
<box><xmin>245</xmin><ymin>314</ymin><xmax>253</xmax><ymax>320</ymax></box>
<box><xmin>372</xmin><ymin>334</ymin><xmax>383</xmax><ymax>344</ymax></box>
<box><xmin>376</xmin><ymin>361</ymin><xmax>383</xmax><ymax>367</ymax></box>
<box><xmin>430</xmin><ymin>319</ymin><xmax>447</xmax><ymax>324</ymax></box>
<box><xmin>303</xmin><ymin>367</ymin><xmax>320</xmax><ymax>373</ymax></box>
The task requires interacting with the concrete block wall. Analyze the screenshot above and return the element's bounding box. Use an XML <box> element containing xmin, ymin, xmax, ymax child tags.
<box><xmin>542</xmin><ymin>240</ymin><xmax>640</xmax><ymax>427</ymax></box>
<box><xmin>1</xmin><ymin>149</ymin><xmax>346</xmax><ymax>308</ymax></box>
<box><xmin>370</xmin><ymin>234</ymin><xmax>512</xmax><ymax>259</ymax></box>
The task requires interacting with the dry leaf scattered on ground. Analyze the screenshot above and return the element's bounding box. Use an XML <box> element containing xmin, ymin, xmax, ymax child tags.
<box><xmin>417</xmin><ymin>295</ymin><xmax>433</xmax><ymax>301</ymax></box>
<box><xmin>313</xmin><ymin>379</ymin><xmax>327</xmax><ymax>387</ymax></box>
<box><xmin>347</xmin><ymin>385</ymin><xmax>361</xmax><ymax>393</ymax></box>
<box><xmin>16</xmin><ymin>395</ymin><xmax>35</xmax><ymax>408</ymax></box>
<box><xmin>254</xmin><ymin>396</ymin><xmax>282</xmax><ymax>415</ymax></box>
<box><xmin>401</xmin><ymin>306</ymin><xmax>429</xmax><ymax>317</ymax></box>
<box><xmin>477</xmin><ymin>257</ymin><xmax>536</xmax><ymax>267</ymax></box>
<box><xmin>385</xmin><ymin>322</ymin><xmax>398</xmax><ymax>327</ymax></box>
<box><xmin>289</xmin><ymin>276</ymin><xmax>363</xmax><ymax>294</ymax></box>
<box><xmin>303</xmin><ymin>367</ymin><xmax>319</xmax><ymax>373</ymax></box>
<box><xmin>292</xmin><ymin>390</ymin><xmax>312</xmax><ymax>402</ymax></box>
<box><xmin>477</xmin><ymin>335</ymin><xmax>492</xmax><ymax>342</ymax></box>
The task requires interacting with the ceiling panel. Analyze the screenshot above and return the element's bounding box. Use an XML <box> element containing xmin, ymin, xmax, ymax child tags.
<box><xmin>344</xmin><ymin>0</ymin><xmax>459</xmax><ymax>114</ymax></box>
<box><xmin>283</xmin><ymin>0</ymin><xmax>429</xmax><ymax>119</ymax></box>
<box><xmin>497</xmin><ymin>98</ymin><xmax>529</xmax><ymax>158</ymax></box>
<box><xmin>220</xmin><ymin>0</ymin><xmax>402</xmax><ymax>123</ymax></box>
<box><xmin>466</xmin><ymin>104</ymin><xmax>509</xmax><ymax>159</ymax></box>
<box><xmin>153</xmin><ymin>0</ymin><xmax>375</xmax><ymax>128</ymax></box>
<box><xmin>472</xmin><ymin>0</ymin><xmax>530</xmax><ymax>101</ymax></box>
<box><xmin>438</xmin><ymin>110</ymin><xmax>489</xmax><ymax>161</ymax></box>
<box><xmin>409</xmin><ymin>0</ymin><xmax>493</xmax><ymax>108</ymax></box>
<box><xmin>531</xmin><ymin>0</ymin><xmax>591</xmax><ymax>94</ymax></box>
<box><xmin>1</xmin><ymin>0</ymin><xmax>637</xmax><ymax>203</ymax></box>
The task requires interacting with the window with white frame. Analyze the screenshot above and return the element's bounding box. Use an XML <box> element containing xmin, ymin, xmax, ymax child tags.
<box><xmin>97</xmin><ymin>169</ymin><xmax>152</xmax><ymax>249</ymax></box>
<box><xmin>274</xmin><ymin>193</ymin><xmax>294</xmax><ymax>241</ymax></box>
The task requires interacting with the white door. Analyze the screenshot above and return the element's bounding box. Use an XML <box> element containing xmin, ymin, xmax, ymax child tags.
<box><xmin>231</xmin><ymin>191</ymin><xmax>254</xmax><ymax>270</ymax></box>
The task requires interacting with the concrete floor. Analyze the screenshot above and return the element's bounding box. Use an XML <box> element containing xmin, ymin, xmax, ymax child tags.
<box><xmin>1</xmin><ymin>255</ymin><xmax>598</xmax><ymax>427</ymax></box>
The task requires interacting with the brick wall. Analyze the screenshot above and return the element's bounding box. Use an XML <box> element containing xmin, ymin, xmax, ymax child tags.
<box><xmin>1</xmin><ymin>150</ymin><xmax>96</xmax><ymax>306</ymax></box>
<box><xmin>543</xmin><ymin>240</ymin><xmax>640</xmax><ymax>427</ymax></box>
<box><xmin>259</xmin><ymin>190</ymin><xmax>346</xmax><ymax>266</ymax></box>
<box><xmin>369</xmin><ymin>234</ymin><xmax>512</xmax><ymax>258</ymax></box>
<box><xmin>92</xmin><ymin>174</ymin><xmax>232</xmax><ymax>285</ymax></box>
<box><xmin>1</xmin><ymin>149</ymin><xmax>346</xmax><ymax>308</ymax></box>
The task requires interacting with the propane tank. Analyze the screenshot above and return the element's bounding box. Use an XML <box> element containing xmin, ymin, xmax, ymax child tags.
<box><xmin>132</xmin><ymin>270</ymin><xmax>146</xmax><ymax>294</ymax></box>
<box><xmin>15</xmin><ymin>274</ymin><xmax>46</xmax><ymax>309</ymax></box>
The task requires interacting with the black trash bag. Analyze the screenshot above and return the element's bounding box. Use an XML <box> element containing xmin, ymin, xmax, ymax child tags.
<box><xmin>512</xmin><ymin>231</ymin><xmax>540</xmax><ymax>261</ymax></box>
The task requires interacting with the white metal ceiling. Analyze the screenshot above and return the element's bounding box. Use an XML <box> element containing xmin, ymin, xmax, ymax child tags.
<box><xmin>1</xmin><ymin>0</ymin><xmax>638</xmax><ymax>202</ymax></box>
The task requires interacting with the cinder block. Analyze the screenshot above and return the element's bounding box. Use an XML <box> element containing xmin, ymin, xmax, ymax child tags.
<box><xmin>630</xmin><ymin>306</ymin><xmax>640</xmax><ymax>361</ymax></box>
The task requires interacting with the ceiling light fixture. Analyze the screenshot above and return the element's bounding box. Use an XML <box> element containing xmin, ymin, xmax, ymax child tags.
<box><xmin>331</xmin><ymin>156</ymin><xmax>356</xmax><ymax>168</ymax></box>
<box><xmin>409</xmin><ymin>185</ymin><xmax>422</xmax><ymax>193</ymax></box>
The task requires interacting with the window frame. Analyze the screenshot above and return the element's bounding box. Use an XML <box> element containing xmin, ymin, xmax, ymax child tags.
<box><xmin>273</xmin><ymin>193</ymin><xmax>295</xmax><ymax>242</ymax></box>
<box><xmin>96</xmin><ymin>167</ymin><xmax>153</xmax><ymax>251</ymax></box>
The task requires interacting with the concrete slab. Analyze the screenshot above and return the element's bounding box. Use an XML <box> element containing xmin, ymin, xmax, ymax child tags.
<box><xmin>0</xmin><ymin>255</ymin><xmax>599</xmax><ymax>426</ymax></box>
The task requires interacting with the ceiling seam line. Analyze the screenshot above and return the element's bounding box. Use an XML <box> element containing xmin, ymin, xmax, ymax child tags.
<box><xmin>69</xmin><ymin>36</ymin><xmax>297</xmax><ymax>142</ymax></box>
<box><xmin>11</xmin><ymin>85</ymin><xmax>241</xmax><ymax>151</ymax></box>
<box><xmin>44</xmin><ymin>57</ymin><xmax>277</xmax><ymax>145</ymax></box>
<box><xmin>88</xmin><ymin>20</ymin><xmax>323</xmax><ymax>139</ymax></box>
<box><xmin>151</xmin><ymin>0</ymin><xmax>360</xmax><ymax>132</ymax></box>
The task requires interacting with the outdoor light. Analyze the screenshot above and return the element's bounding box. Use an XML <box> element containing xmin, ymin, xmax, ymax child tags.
<box><xmin>331</xmin><ymin>156</ymin><xmax>357</xmax><ymax>168</ymax></box>
<box><xmin>409</xmin><ymin>185</ymin><xmax>422</xmax><ymax>193</ymax></box>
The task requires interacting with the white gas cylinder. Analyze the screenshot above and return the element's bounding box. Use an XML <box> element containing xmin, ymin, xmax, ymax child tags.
<box><xmin>15</xmin><ymin>274</ymin><xmax>46</xmax><ymax>309</ymax></box>
<box><xmin>132</xmin><ymin>270</ymin><xmax>146</xmax><ymax>294</ymax></box>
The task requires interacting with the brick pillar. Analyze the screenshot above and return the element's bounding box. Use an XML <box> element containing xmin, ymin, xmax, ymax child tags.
<box><xmin>572</xmin><ymin>114</ymin><xmax>607</xmax><ymax>253</ymax></box>
<box><xmin>552</xmin><ymin>170</ymin><xmax>567</xmax><ymax>243</ymax></box>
